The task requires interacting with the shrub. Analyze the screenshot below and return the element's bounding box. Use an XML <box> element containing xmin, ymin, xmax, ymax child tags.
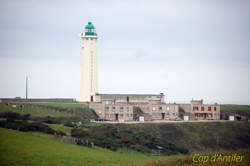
<box><xmin>0</xmin><ymin>112</ymin><xmax>30</xmax><ymax>121</ymax></box>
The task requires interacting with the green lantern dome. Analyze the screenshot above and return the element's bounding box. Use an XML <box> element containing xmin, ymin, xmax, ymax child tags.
<box><xmin>85</xmin><ymin>22</ymin><xmax>95</xmax><ymax>29</ymax></box>
<box><xmin>84</xmin><ymin>22</ymin><xmax>97</xmax><ymax>36</ymax></box>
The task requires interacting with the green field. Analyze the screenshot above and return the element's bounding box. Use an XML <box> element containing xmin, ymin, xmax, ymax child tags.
<box><xmin>0</xmin><ymin>102</ymin><xmax>98</xmax><ymax>122</ymax></box>
<box><xmin>0</xmin><ymin>127</ymin><xmax>155</xmax><ymax>166</ymax></box>
<box><xmin>0</xmin><ymin>103</ymin><xmax>73</xmax><ymax>117</ymax></box>
<box><xmin>0</xmin><ymin>127</ymin><xmax>249</xmax><ymax>166</ymax></box>
<box><xmin>30</xmin><ymin>102</ymin><xmax>89</xmax><ymax>109</ymax></box>
<box><xmin>1</xmin><ymin>102</ymin><xmax>250</xmax><ymax>166</ymax></box>
<box><xmin>71</xmin><ymin>121</ymin><xmax>250</xmax><ymax>154</ymax></box>
<box><xmin>47</xmin><ymin>123</ymin><xmax>72</xmax><ymax>136</ymax></box>
<box><xmin>221</xmin><ymin>104</ymin><xmax>250</xmax><ymax>119</ymax></box>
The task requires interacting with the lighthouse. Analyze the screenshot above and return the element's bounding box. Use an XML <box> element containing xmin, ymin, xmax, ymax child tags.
<box><xmin>80</xmin><ymin>22</ymin><xmax>98</xmax><ymax>102</ymax></box>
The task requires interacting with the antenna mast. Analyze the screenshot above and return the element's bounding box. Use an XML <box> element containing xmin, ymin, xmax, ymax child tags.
<box><xmin>26</xmin><ymin>76</ymin><xmax>28</xmax><ymax>99</ymax></box>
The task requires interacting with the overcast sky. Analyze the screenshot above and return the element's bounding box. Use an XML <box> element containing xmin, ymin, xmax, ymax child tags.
<box><xmin>0</xmin><ymin>0</ymin><xmax>249</xmax><ymax>104</ymax></box>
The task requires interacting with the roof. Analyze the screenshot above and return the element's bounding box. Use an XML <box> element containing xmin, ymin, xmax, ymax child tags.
<box><xmin>96</xmin><ymin>93</ymin><xmax>164</xmax><ymax>97</ymax></box>
<box><xmin>85</xmin><ymin>22</ymin><xmax>95</xmax><ymax>29</ymax></box>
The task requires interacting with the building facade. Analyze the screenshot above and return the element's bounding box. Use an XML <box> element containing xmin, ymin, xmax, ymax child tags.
<box><xmin>94</xmin><ymin>93</ymin><xmax>165</xmax><ymax>103</ymax></box>
<box><xmin>80</xmin><ymin>22</ymin><xmax>98</xmax><ymax>102</ymax></box>
<box><xmin>89</xmin><ymin>93</ymin><xmax>179</xmax><ymax>122</ymax></box>
<box><xmin>179</xmin><ymin>99</ymin><xmax>220</xmax><ymax>120</ymax></box>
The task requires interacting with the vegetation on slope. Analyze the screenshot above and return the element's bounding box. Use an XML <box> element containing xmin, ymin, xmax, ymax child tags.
<box><xmin>0</xmin><ymin>112</ymin><xmax>66</xmax><ymax>136</ymax></box>
<box><xmin>30</xmin><ymin>102</ymin><xmax>89</xmax><ymax>109</ymax></box>
<box><xmin>1</xmin><ymin>127</ymin><xmax>249</xmax><ymax>166</ymax></box>
<box><xmin>72</xmin><ymin>122</ymin><xmax>250</xmax><ymax>155</ymax></box>
<box><xmin>0</xmin><ymin>127</ymin><xmax>153</xmax><ymax>166</ymax></box>
<box><xmin>0</xmin><ymin>102</ymin><xmax>98</xmax><ymax>126</ymax></box>
<box><xmin>0</xmin><ymin>103</ymin><xmax>72</xmax><ymax>117</ymax></box>
<box><xmin>47</xmin><ymin>123</ymin><xmax>72</xmax><ymax>136</ymax></box>
<box><xmin>221</xmin><ymin>104</ymin><xmax>250</xmax><ymax>119</ymax></box>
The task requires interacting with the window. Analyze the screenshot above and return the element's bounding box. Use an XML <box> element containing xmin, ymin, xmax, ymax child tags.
<box><xmin>152</xmin><ymin>113</ymin><xmax>161</xmax><ymax>117</ymax></box>
<box><xmin>152</xmin><ymin>106</ymin><xmax>156</xmax><ymax>111</ymax></box>
<box><xmin>112</xmin><ymin>106</ymin><xmax>116</xmax><ymax>109</ymax></box>
<box><xmin>214</xmin><ymin>107</ymin><xmax>217</xmax><ymax>111</ymax></box>
<box><xmin>105</xmin><ymin>114</ymin><xmax>109</xmax><ymax>119</ymax></box>
<box><xmin>201</xmin><ymin>106</ymin><xmax>205</xmax><ymax>111</ymax></box>
<box><xmin>159</xmin><ymin>106</ymin><xmax>162</xmax><ymax>110</ymax></box>
<box><xmin>120</xmin><ymin>106</ymin><xmax>124</xmax><ymax>110</ymax></box>
<box><xmin>120</xmin><ymin>114</ymin><xmax>123</xmax><ymax>117</ymax></box>
<box><xmin>167</xmin><ymin>106</ymin><xmax>170</xmax><ymax>111</ymax></box>
<box><xmin>105</xmin><ymin>106</ymin><xmax>109</xmax><ymax>110</ymax></box>
<box><xmin>208</xmin><ymin>107</ymin><xmax>211</xmax><ymax>111</ymax></box>
<box><xmin>193</xmin><ymin>106</ymin><xmax>199</xmax><ymax>111</ymax></box>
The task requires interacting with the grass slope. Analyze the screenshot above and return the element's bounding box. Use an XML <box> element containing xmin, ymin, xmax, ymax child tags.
<box><xmin>221</xmin><ymin>104</ymin><xmax>250</xmax><ymax>119</ymax></box>
<box><xmin>72</xmin><ymin>121</ymin><xmax>250</xmax><ymax>154</ymax></box>
<box><xmin>30</xmin><ymin>102</ymin><xmax>89</xmax><ymax>109</ymax></box>
<box><xmin>28</xmin><ymin>102</ymin><xmax>98</xmax><ymax>120</ymax></box>
<box><xmin>1</xmin><ymin>128</ymin><xmax>249</xmax><ymax>166</ymax></box>
<box><xmin>0</xmin><ymin>103</ymin><xmax>73</xmax><ymax>117</ymax></box>
<box><xmin>47</xmin><ymin>123</ymin><xmax>72</xmax><ymax>136</ymax></box>
<box><xmin>0</xmin><ymin>128</ymin><xmax>153</xmax><ymax>166</ymax></box>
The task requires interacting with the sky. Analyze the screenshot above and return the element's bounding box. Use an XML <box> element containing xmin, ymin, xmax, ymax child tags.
<box><xmin>0</xmin><ymin>0</ymin><xmax>249</xmax><ymax>104</ymax></box>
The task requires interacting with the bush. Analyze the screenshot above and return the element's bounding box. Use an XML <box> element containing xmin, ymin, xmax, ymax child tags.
<box><xmin>64</xmin><ymin>121</ymin><xmax>76</xmax><ymax>127</ymax></box>
<box><xmin>0</xmin><ymin>112</ymin><xmax>30</xmax><ymax>121</ymax></box>
<box><xmin>56</xmin><ymin>130</ymin><xmax>66</xmax><ymax>136</ymax></box>
<box><xmin>0</xmin><ymin>120</ymin><xmax>57</xmax><ymax>135</ymax></box>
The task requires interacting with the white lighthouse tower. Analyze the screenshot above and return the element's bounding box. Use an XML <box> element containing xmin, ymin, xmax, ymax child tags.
<box><xmin>80</xmin><ymin>22</ymin><xmax>98</xmax><ymax>102</ymax></box>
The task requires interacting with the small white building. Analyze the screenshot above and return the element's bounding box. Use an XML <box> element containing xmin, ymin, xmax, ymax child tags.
<box><xmin>184</xmin><ymin>116</ymin><xmax>189</xmax><ymax>121</ymax></box>
<box><xmin>139</xmin><ymin>116</ymin><xmax>145</xmax><ymax>122</ymax></box>
<box><xmin>229</xmin><ymin>116</ymin><xmax>235</xmax><ymax>121</ymax></box>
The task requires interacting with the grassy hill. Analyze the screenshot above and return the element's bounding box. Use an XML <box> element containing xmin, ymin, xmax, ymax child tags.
<box><xmin>0</xmin><ymin>103</ymin><xmax>73</xmax><ymax>117</ymax></box>
<box><xmin>0</xmin><ymin>102</ymin><xmax>98</xmax><ymax>124</ymax></box>
<box><xmin>1</xmin><ymin>127</ymin><xmax>249</xmax><ymax>166</ymax></box>
<box><xmin>221</xmin><ymin>104</ymin><xmax>250</xmax><ymax>119</ymax></box>
<box><xmin>30</xmin><ymin>102</ymin><xmax>89</xmax><ymax>109</ymax></box>
<box><xmin>0</xmin><ymin>127</ymin><xmax>154</xmax><ymax>166</ymax></box>
<box><xmin>72</xmin><ymin>121</ymin><xmax>250</xmax><ymax>154</ymax></box>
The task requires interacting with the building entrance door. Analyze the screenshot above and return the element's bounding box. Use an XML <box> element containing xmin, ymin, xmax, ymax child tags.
<box><xmin>115</xmin><ymin>114</ymin><xmax>119</xmax><ymax>121</ymax></box>
<box><xmin>161</xmin><ymin>113</ymin><xmax>165</xmax><ymax>120</ymax></box>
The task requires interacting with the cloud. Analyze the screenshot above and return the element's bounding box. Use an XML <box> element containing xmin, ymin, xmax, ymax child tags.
<box><xmin>0</xmin><ymin>0</ymin><xmax>250</xmax><ymax>104</ymax></box>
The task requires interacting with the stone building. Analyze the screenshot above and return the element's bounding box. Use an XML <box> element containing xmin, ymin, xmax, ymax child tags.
<box><xmin>179</xmin><ymin>99</ymin><xmax>220</xmax><ymax>120</ymax></box>
<box><xmin>89</xmin><ymin>93</ymin><xmax>179</xmax><ymax>122</ymax></box>
<box><xmin>94</xmin><ymin>93</ymin><xmax>165</xmax><ymax>103</ymax></box>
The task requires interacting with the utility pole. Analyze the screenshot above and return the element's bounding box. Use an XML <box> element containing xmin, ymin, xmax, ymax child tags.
<box><xmin>26</xmin><ymin>76</ymin><xmax>28</xmax><ymax>99</ymax></box>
